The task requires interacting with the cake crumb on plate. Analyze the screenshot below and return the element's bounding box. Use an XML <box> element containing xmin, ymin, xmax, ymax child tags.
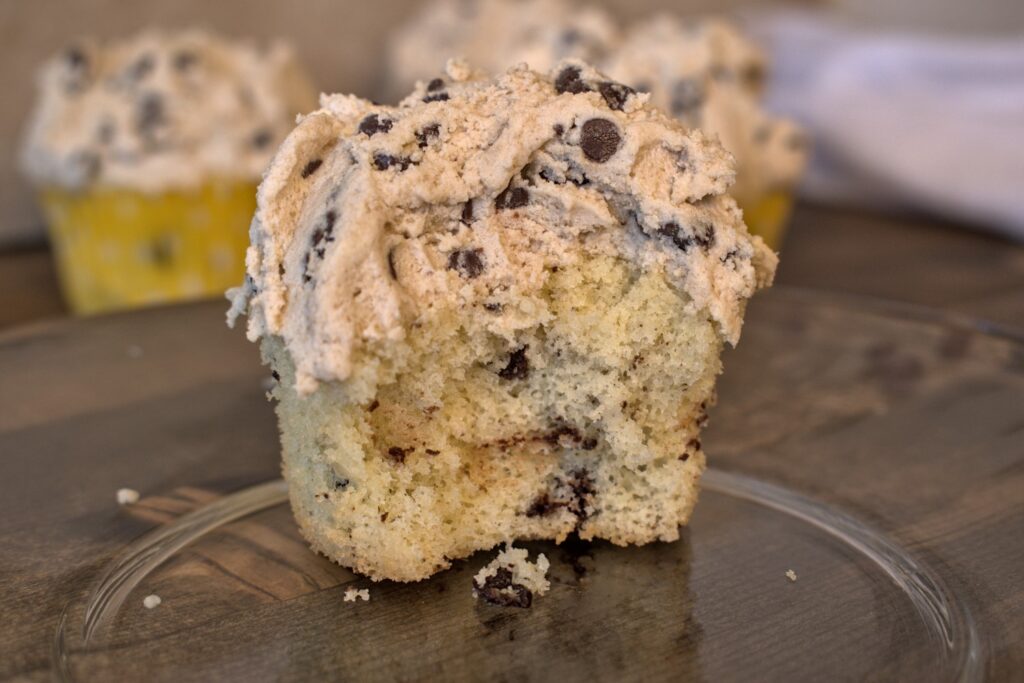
<box><xmin>786</xmin><ymin>569</ymin><xmax>798</xmax><ymax>582</ymax></box>
<box><xmin>473</xmin><ymin>544</ymin><xmax>550</xmax><ymax>608</ymax></box>
<box><xmin>343</xmin><ymin>587</ymin><xmax>370</xmax><ymax>602</ymax></box>
<box><xmin>116</xmin><ymin>488</ymin><xmax>140</xmax><ymax>505</ymax></box>
<box><xmin>143</xmin><ymin>594</ymin><xmax>161</xmax><ymax>609</ymax></box>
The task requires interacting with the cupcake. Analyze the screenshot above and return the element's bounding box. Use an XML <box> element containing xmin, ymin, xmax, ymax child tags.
<box><xmin>227</xmin><ymin>59</ymin><xmax>775</xmax><ymax>582</ymax></box>
<box><xmin>21</xmin><ymin>30</ymin><xmax>317</xmax><ymax>314</ymax></box>
<box><xmin>605</xmin><ymin>17</ymin><xmax>808</xmax><ymax>247</ymax></box>
<box><xmin>386</xmin><ymin>0</ymin><xmax>618</xmax><ymax>98</ymax></box>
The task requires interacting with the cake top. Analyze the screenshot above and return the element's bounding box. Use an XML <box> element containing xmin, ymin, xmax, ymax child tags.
<box><xmin>228</xmin><ymin>60</ymin><xmax>776</xmax><ymax>394</ymax></box>
<box><xmin>386</xmin><ymin>0</ymin><xmax>618</xmax><ymax>96</ymax></box>
<box><xmin>21</xmin><ymin>30</ymin><xmax>317</xmax><ymax>192</ymax></box>
<box><xmin>605</xmin><ymin>17</ymin><xmax>806</xmax><ymax>201</ymax></box>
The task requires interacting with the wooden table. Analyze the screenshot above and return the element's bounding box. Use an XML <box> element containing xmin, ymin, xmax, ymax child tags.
<box><xmin>1</xmin><ymin>204</ymin><xmax>1022</xmax><ymax>681</ymax></box>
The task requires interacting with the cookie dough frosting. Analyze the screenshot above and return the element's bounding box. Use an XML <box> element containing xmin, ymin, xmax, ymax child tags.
<box><xmin>229</xmin><ymin>60</ymin><xmax>775</xmax><ymax>581</ymax></box>
<box><xmin>605</xmin><ymin>17</ymin><xmax>806</xmax><ymax>203</ymax></box>
<box><xmin>387</xmin><ymin>0</ymin><xmax>618</xmax><ymax>96</ymax></box>
<box><xmin>21</xmin><ymin>30</ymin><xmax>316</xmax><ymax>192</ymax></box>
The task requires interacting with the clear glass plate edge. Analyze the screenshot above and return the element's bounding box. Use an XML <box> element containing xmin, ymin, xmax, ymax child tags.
<box><xmin>53</xmin><ymin>471</ymin><xmax>985</xmax><ymax>683</ymax></box>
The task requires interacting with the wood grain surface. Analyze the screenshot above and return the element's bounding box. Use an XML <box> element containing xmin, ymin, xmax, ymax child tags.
<box><xmin>1</xmin><ymin>206</ymin><xmax>1023</xmax><ymax>681</ymax></box>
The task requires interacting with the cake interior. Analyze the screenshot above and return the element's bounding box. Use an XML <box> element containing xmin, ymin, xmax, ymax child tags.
<box><xmin>265</xmin><ymin>251</ymin><xmax>722</xmax><ymax>581</ymax></box>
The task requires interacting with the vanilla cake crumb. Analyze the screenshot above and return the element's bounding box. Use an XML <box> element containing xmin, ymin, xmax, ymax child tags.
<box><xmin>473</xmin><ymin>545</ymin><xmax>550</xmax><ymax>608</ymax></box>
<box><xmin>786</xmin><ymin>569</ymin><xmax>797</xmax><ymax>582</ymax></box>
<box><xmin>143</xmin><ymin>594</ymin><xmax>162</xmax><ymax>609</ymax></box>
<box><xmin>343</xmin><ymin>587</ymin><xmax>370</xmax><ymax>602</ymax></box>
<box><xmin>116</xmin><ymin>488</ymin><xmax>140</xmax><ymax>505</ymax></box>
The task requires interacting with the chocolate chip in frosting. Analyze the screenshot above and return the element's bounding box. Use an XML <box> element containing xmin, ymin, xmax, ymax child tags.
<box><xmin>373</xmin><ymin>153</ymin><xmax>412</xmax><ymax>171</ymax></box>
<box><xmin>358</xmin><ymin>114</ymin><xmax>393</xmax><ymax>137</ymax></box>
<box><xmin>554</xmin><ymin>65</ymin><xmax>589</xmax><ymax>94</ymax></box>
<box><xmin>475</xmin><ymin>567</ymin><xmax>533</xmax><ymax>608</ymax></box>
<box><xmin>301</xmin><ymin>159</ymin><xmax>323</xmax><ymax>178</ymax></box>
<box><xmin>580</xmin><ymin>118</ymin><xmax>621</xmax><ymax>163</ymax></box>
<box><xmin>447</xmin><ymin>248</ymin><xmax>485</xmax><ymax>279</ymax></box>
<box><xmin>416</xmin><ymin>123</ymin><xmax>440</xmax><ymax>148</ymax></box>
<box><xmin>427</xmin><ymin>77</ymin><xmax>445</xmax><ymax>91</ymax></box>
<box><xmin>387</xmin><ymin>247</ymin><xmax>398</xmax><ymax>280</ymax></box>
<box><xmin>495</xmin><ymin>186</ymin><xmax>529</xmax><ymax>210</ymax></box>
<box><xmin>460</xmin><ymin>200</ymin><xmax>475</xmax><ymax>224</ymax></box>
<box><xmin>498</xmin><ymin>346</ymin><xmax>529</xmax><ymax>380</ymax></box>
<box><xmin>597</xmin><ymin>81</ymin><xmax>635</xmax><ymax>112</ymax></box>
<box><xmin>658</xmin><ymin>220</ymin><xmax>715</xmax><ymax>252</ymax></box>
<box><xmin>423</xmin><ymin>92</ymin><xmax>450</xmax><ymax>103</ymax></box>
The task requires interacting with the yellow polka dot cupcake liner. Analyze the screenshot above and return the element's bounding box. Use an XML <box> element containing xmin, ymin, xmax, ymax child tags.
<box><xmin>39</xmin><ymin>181</ymin><xmax>256</xmax><ymax>315</ymax></box>
<box><xmin>738</xmin><ymin>190</ymin><xmax>795</xmax><ymax>251</ymax></box>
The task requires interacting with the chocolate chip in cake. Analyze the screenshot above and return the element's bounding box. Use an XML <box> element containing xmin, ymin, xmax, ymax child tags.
<box><xmin>460</xmin><ymin>200</ymin><xmax>475</xmax><ymax>224</ymax></box>
<box><xmin>358</xmin><ymin>114</ymin><xmax>393</xmax><ymax>137</ymax></box>
<box><xmin>425</xmin><ymin>448</ymin><xmax>441</xmax><ymax>456</ymax></box>
<box><xmin>498</xmin><ymin>346</ymin><xmax>529</xmax><ymax>380</ymax></box>
<box><xmin>387</xmin><ymin>446</ymin><xmax>412</xmax><ymax>464</ymax></box>
<box><xmin>416</xmin><ymin>123</ymin><xmax>441</xmax><ymax>148</ymax></box>
<box><xmin>580</xmin><ymin>118</ymin><xmax>621</xmax><ymax>163</ymax></box>
<box><xmin>447</xmin><ymin>248</ymin><xmax>485</xmax><ymax>279</ymax></box>
<box><xmin>658</xmin><ymin>221</ymin><xmax>714</xmax><ymax>251</ymax></box>
<box><xmin>301</xmin><ymin>159</ymin><xmax>323</xmax><ymax>178</ymax></box>
<box><xmin>553</xmin><ymin>123</ymin><xmax>565</xmax><ymax>137</ymax></box>
<box><xmin>423</xmin><ymin>92</ymin><xmax>450</xmax><ymax>103</ymax></box>
<box><xmin>554</xmin><ymin>65</ymin><xmax>589</xmax><ymax>94</ymax></box>
<box><xmin>427</xmin><ymin>77</ymin><xmax>445</xmax><ymax>92</ymax></box>
<box><xmin>567</xmin><ymin>469</ymin><xmax>596</xmax><ymax>519</ymax></box>
<box><xmin>333</xmin><ymin>475</ymin><xmax>350</xmax><ymax>489</ymax></box>
<box><xmin>251</xmin><ymin>128</ymin><xmax>274</xmax><ymax>150</ymax></box>
<box><xmin>368</xmin><ymin>399</ymin><xmax>380</xmax><ymax>412</ymax></box>
<box><xmin>475</xmin><ymin>568</ymin><xmax>533</xmax><ymax>608</ymax></box>
<box><xmin>373</xmin><ymin>153</ymin><xmax>412</xmax><ymax>171</ymax></box>
<box><xmin>526</xmin><ymin>494</ymin><xmax>563</xmax><ymax>517</ymax></box>
<box><xmin>671</xmin><ymin>79</ymin><xmax>705</xmax><ymax>116</ymax></box>
<box><xmin>387</xmin><ymin>247</ymin><xmax>398</xmax><ymax>280</ymax></box>
<box><xmin>597</xmin><ymin>81</ymin><xmax>635</xmax><ymax>111</ymax></box>
<box><xmin>495</xmin><ymin>186</ymin><xmax>529</xmax><ymax>210</ymax></box>
<box><xmin>483</xmin><ymin>302</ymin><xmax>503</xmax><ymax>313</ymax></box>
<box><xmin>581</xmin><ymin>438</ymin><xmax>598</xmax><ymax>451</ymax></box>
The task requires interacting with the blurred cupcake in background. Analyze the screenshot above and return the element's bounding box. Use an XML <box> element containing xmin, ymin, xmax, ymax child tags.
<box><xmin>605</xmin><ymin>17</ymin><xmax>808</xmax><ymax>248</ymax></box>
<box><xmin>20</xmin><ymin>30</ymin><xmax>317</xmax><ymax>315</ymax></box>
<box><xmin>386</xmin><ymin>0</ymin><xmax>618</xmax><ymax>97</ymax></box>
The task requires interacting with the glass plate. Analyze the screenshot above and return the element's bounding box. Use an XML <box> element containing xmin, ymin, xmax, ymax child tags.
<box><xmin>54</xmin><ymin>287</ymin><xmax>1018</xmax><ymax>682</ymax></box>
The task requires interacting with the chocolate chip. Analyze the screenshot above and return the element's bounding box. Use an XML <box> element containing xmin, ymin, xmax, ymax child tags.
<box><xmin>484</xmin><ymin>302</ymin><xmax>503</xmax><ymax>312</ymax></box>
<box><xmin>475</xmin><ymin>568</ymin><xmax>532</xmax><ymax>608</ymax></box>
<box><xmin>580</xmin><ymin>118</ymin><xmax>621</xmax><ymax>163</ymax></box>
<box><xmin>135</xmin><ymin>93</ymin><xmax>166</xmax><ymax>136</ymax></box>
<box><xmin>358</xmin><ymin>114</ymin><xmax>393</xmax><ymax>137</ymax></box>
<box><xmin>680</xmin><ymin>452</ymin><xmax>690</xmax><ymax>462</ymax></box>
<box><xmin>333</xmin><ymin>476</ymin><xmax>350</xmax><ymax>489</ymax></box>
<box><xmin>495</xmin><ymin>186</ymin><xmax>529</xmax><ymax>210</ymax></box>
<box><xmin>581</xmin><ymin>438</ymin><xmax>598</xmax><ymax>450</ymax></box>
<box><xmin>128</xmin><ymin>54</ymin><xmax>155</xmax><ymax>81</ymax></box>
<box><xmin>657</xmin><ymin>221</ymin><xmax>714</xmax><ymax>252</ymax></box>
<box><xmin>251</xmin><ymin>128</ymin><xmax>273</xmax><ymax>150</ymax></box>
<box><xmin>416</xmin><ymin>123</ymin><xmax>440</xmax><ymax>148</ymax></box>
<box><xmin>555</xmin><ymin>65</ymin><xmax>589</xmax><ymax>94</ymax></box>
<box><xmin>447</xmin><ymin>248</ymin><xmax>485</xmax><ymax>279</ymax></box>
<box><xmin>498</xmin><ymin>346</ymin><xmax>529</xmax><ymax>380</ymax></box>
<box><xmin>271</xmin><ymin>370</ymin><xmax>281</xmax><ymax>381</ymax></box>
<box><xmin>671</xmin><ymin>79</ymin><xmax>705</xmax><ymax>116</ymax></box>
<box><xmin>526</xmin><ymin>494</ymin><xmax>563</xmax><ymax>517</ymax></box>
<box><xmin>460</xmin><ymin>200</ymin><xmax>475</xmax><ymax>224</ymax></box>
<box><xmin>423</xmin><ymin>92</ymin><xmax>450</xmax><ymax>103</ymax></box>
<box><xmin>368</xmin><ymin>399</ymin><xmax>380</xmax><ymax>412</ymax></box>
<box><xmin>387</xmin><ymin>247</ymin><xmax>398</xmax><ymax>280</ymax></box>
<box><xmin>427</xmin><ymin>77</ymin><xmax>445</xmax><ymax>91</ymax></box>
<box><xmin>567</xmin><ymin>469</ymin><xmax>595</xmax><ymax>519</ymax></box>
<box><xmin>387</xmin><ymin>446</ymin><xmax>412</xmax><ymax>464</ymax></box>
<box><xmin>311</xmin><ymin>210</ymin><xmax>338</xmax><ymax>258</ymax></box>
<box><xmin>553</xmin><ymin>123</ymin><xmax>565</xmax><ymax>137</ymax></box>
<box><xmin>546</xmin><ymin>422</ymin><xmax>582</xmax><ymax>447</ymax></box>
<box><xmin>65</xmin><ymin>46</ymin><xmax>88</xmax><ymax>69</ymax></box>
<box><xmin>278</xmin><ymin>263</ymin><xmax>286</xmax><ymax>277</ymax></box>
<box><xmin>373</xmin><ymin>153</ymin><xmax>412</xmax><ymax>171</ymax></box>
<box><xmin>425</xmin><ymin>448</ymin><xmax>440</xmax><ymax>455</ymax></box>
<box><xmin>301</xmin><ymin>159</ymin><xmax>323</xmax><ymax>178</ymax></box>
<box><xmin>173</xmin><ymin>50</ymin><xmax>198</xmax><ymax>71</ymax></box>
<box><xmin>597</xmin><ymin>81</ymin><xmax>635</xmax><ymax>111</ymax></box>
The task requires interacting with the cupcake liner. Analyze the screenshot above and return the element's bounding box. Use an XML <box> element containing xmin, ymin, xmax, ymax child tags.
<box><xmin>739</xmin><ymin>190</ymin><xmax>795</xmax><ymax>250</ymax></box>
<box><xmin>40</xmin><ymin>181</ymin><xmax>255</xmax><ymax>315</ymax></box>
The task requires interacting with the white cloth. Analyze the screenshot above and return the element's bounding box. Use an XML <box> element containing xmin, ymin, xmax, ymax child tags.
<box><xmin>749</xmin><ymin>13</ymin><xmax>1024</xmax><ymax>241</ymax></box>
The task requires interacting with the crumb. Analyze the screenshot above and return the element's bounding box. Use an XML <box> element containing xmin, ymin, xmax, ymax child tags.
<box><xmin>343</xmin><ymin>587</ymin><xmax>370</xmax><ymax>602</ymax></box>
<box><xmin>473</xmin><ymin>544</ymin><xmax>550</xmax><ymax>608</ymax></box>
<box><xmin>116</xmin><ymin>488</ymin><xmax>140</xmax><ymax>505</ymax></box>
<box><xmin>143</xmin><ymin>594</ymin><xmax>161</xmax><ymax>609</ymax></box>
<box><xmin>786</xmin><ymin>569</ymin><xmax>797</xmax><ymax>582</ymax></box>
<box><xmin>127</xmin><ymin>345</ymin><xmax>144</xmax><ymax>359</ymax></box>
